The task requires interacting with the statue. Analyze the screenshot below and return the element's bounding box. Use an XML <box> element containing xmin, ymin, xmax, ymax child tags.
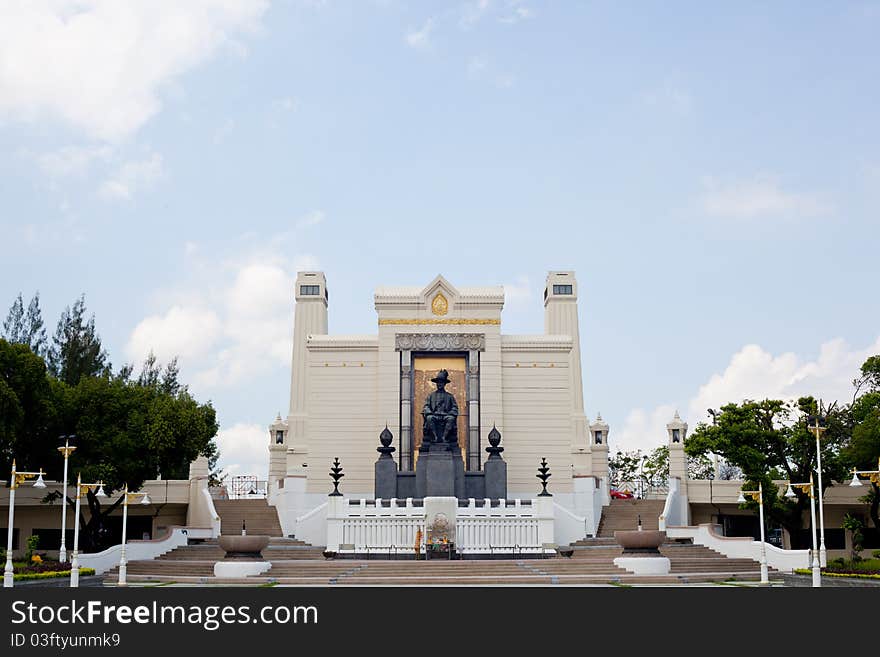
<box><xmin>421</xmin><ymin>369</ymin><xmax>459</xmax><ymax>448</ymax></box>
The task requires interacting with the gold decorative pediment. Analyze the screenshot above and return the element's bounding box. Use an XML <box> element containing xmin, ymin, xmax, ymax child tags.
<box><xmin>431</xmin><ymin>292</ymin><xmax>449</xmax><ymax>316</ymax></box>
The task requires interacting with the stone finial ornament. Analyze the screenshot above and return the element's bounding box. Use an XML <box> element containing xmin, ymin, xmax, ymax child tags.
<box><xmin>485</xmin><ymin>424</ymin><xmax>504</xmax><ymax>460</ymax></box>
<box><xmin>536</xmin><ymin>457</ymin><xmax>552</xmax><ymax>497</ymax></box>
<box><xmin>329</xmin><ymin>457</ymin><xmax>344</xmax><ymax>496</ymax></box>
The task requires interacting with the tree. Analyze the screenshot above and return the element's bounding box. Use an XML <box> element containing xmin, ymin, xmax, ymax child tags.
<box><xmin>48</xmin><ymin>372</ymin><xmax>218</xmax><ymax>551</ymax></box>
<box><xmin>0</xmin><ymin>339</ymin><xmax>218</xmax><ymax>552</ymax></box>
<box><xmin>685</xmin><ymin>398</ymin><xmax>849</xmax><ymax>548</ymax></box>
<box><xmin>0</xmin><ymin>339</ymin><xmax>61</xmax><ymax>477</ymax></box>
<box><xmin>641</xmin><ymin>445</ymin><xmax>715</xmax><ymax>486</ymax></box>
<box><xmin>2</xmin><ymin>294</ymin><xmax>24</xmax><ymax>344</ymax></box>
<box><xmin>47</xmin><ymin>295</ymin><xmax>110</xmax><ymax>386</ymax></box>
<box><xmin>608</xmin><ymin>450</ymin><xmax>643</xmax><ymax>492</ymax></box>
<box><xmin>842</xmin><ymin>355</ymin><xmax>880</xmax><ymax>529</ymax></box>
<box><xmin>2</xmin><ymin>292</ymin><xmax>47</xmax><ymax>357</ymax></box>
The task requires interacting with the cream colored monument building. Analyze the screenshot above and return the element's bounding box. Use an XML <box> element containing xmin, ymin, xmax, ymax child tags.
<box><xmin>267</xmin><ymin>271</ymin><xmax>612</xmax><ymax>538</ymax></box>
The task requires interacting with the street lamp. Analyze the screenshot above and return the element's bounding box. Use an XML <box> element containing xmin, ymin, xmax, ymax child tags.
<box><xmin>57</xmin><ymin>435</ymin><xmax>77</xmax><ymax>563</ymax></box>
<box><xmin>117</xmin><ymin>484</ymin><xmax>151</xmax><ymax>587</ymax></box>
<box><xmin>737</xmin><ymin>482</ymin><xmax>769</xmax><ymax>585</ymax></box>
<box><xmin>70</xmin><ymin>473</ymin><xmax>106</xmax><ymax>588</ymax></box>
<box><xmin>848</xmin><ymin>458</ymin><xmax>880</xmax><ymax>487</ymax></box>
<box><xmin>806</xmin><ymin>411</ymin><xmax>828</xmax><ymax>567</ymax></box>
<box><xmin>4</xmin><ymin>461</ymin><xmax>47</xmax><ymax>588</ymax></box>
<box><xmin>785</xmin><ymin>474</ymin><xmax>821</xmax><ymax>588</ymax></box>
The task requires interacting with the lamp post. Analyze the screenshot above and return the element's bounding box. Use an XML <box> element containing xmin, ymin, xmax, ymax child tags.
<box><xmin>70</xmin><ymin>473</ymin><xmax>106</xmax><ymax>588</ymax></box>
<box><xmin>807</xmin><ymin>411</ymin><xmax>828</xmax><ymax>567</ymax></box>
<box><xmin>117</xmin><ymin>484</ymin><xmax>151</xmax><ymax>587</ymax></box>
<box><xmin>849</xmin><ymin>458</ymin><xmax>880</xmax><ymax>487</ymax></box>
<box><xmin>57</xmin><ymin>435</ymin><xmax>77</xmax><ymax>563</ymax></box>
<box><xmin>4</xmin><ymin>461</ymin><xmax>47</xmax><ymax>588</ymax></box>
<box><xmin>737</xmin><ymin>482</ymin><xmax>769</xmax><ymax>585</ymax></box>
<box><xmin>785</xmin><ymin>474</ymin><xmax>820</xmax><ymax>587</ymax></box>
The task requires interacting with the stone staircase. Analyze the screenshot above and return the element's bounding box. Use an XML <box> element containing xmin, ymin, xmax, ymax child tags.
<box><xmin>596</xmin><ymin>499</ymin><xmax>665</xmax><ymax>537</ymax></box>
<box><xmin>213</xmin><ymin>498</ymin><xmax>284</xmax><ymax>537</ymax></box>
<box><xmin>103</xmin><ymin>537</ymin><xmax>323</xmax><ymax>584</ymax></box>
<box><xmin>103</xmin><ymin>537</ymin><xmax>777</xmax><ymax>585</ymax></box>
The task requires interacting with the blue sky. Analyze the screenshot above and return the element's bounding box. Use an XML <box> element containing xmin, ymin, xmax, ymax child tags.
<box><xmin>2</xmin><ymin>1</ymin><xmax>879</xmax><ymax>478</ymax></box>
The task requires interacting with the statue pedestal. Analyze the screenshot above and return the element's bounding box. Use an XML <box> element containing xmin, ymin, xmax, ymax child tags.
<box><xmin>415</xmin><ymin>447</ymin><xmax>465</xmax><ymax>499</ymax></box>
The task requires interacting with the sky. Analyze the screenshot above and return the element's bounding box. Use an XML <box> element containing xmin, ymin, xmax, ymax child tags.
<box><xmin>1</xmin><ymin>1</ymin><xmax>879</xmax><ymax>480</ymax></box>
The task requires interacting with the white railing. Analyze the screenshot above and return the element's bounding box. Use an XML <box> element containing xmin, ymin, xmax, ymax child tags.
<box><xmin>325</xmin><ymin>497</ymin><xmax>555</xmax><ymax>554</ymax></box>
<box><xmin>77</xmin><ymin>526</ymin><xmax>193</xmax><ymax>575</ymax></box>
<box><xmin>554</xmin><ymin>503</ymin><xmax>589</xmax><ymax>546</ymax></box>
<box><xmin>666</xmin><ymin>523</ymin><xmax>810</xmax><ymax>573</ymax></box>
<box><xmin>201</xmin><ymin>487</ymin><xmax>221</xmax><ymax>537</ymax></box>
<box><xmin>294</xmin><ymin>501</ymin><xmax>328</xmax><ymax>546</ymax></box>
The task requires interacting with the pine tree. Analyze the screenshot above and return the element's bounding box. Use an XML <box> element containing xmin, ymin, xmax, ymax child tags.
<box><xmin>47</xmin><ymin>295</ymin><xmax>110</xmax><ymax>385</ymax></box>
<box><xmin>2</xmin><ymin>293</ymin><xmax>25</xmax><ymax>343</ymax></box>
<box><xmin>23</xmin><ymin>293</ymin><xmax>47</xmax><ymax>357</ymax></box>
<box><xmin>2</xmin><ymin>292</ymin><xmax>47</xmax><ymax>357</ymax></box>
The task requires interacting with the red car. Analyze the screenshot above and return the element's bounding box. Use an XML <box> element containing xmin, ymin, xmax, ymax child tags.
<box><xmin>610</xmin><ymin>488</ymin><xmax>634</xmax><ymax>499</ymax></box>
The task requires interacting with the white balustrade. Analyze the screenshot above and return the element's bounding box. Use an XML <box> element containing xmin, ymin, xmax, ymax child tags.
<box><xmin>325</xmin><ymin>497</ymin><xmax>555</xmax><ymax>554</ymax></box>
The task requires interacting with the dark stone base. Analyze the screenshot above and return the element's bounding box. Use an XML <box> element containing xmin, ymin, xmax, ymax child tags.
<box><xmin>415</xmin><ymin>449</ymin><xmax>465</xmax><ymax>498</ymax></box>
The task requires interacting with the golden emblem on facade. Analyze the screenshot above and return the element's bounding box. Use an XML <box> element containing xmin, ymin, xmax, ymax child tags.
<box><xmin>431</xmin><ymin>292</ymin><xmax>449</xmax><ymax>316</ymax></box>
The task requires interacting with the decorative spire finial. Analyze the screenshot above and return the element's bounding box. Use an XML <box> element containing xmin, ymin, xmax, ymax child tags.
<box><xmin>329</xmin><ymin>457</ymin><xmax>344</xmax><ymax>496</ymax></box>
<box><xmin>536</xmin><ymin>457</ymin><xmax>552</xmax><ymax>497</ymax></box>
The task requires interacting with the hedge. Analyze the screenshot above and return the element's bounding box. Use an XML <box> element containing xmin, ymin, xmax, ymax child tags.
<box><xmin>793</xmin><ymin>569</ymin><xmax>880</xmax><ymax>581</ymax></box>
<box><xmin>13</xmin><ymin>569</ymin><xmax>96</xmax><ymax>582</ymax></box>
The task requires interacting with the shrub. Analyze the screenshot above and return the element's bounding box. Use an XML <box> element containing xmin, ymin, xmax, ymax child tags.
<box><xmin>13</xmin><ymin>568</ymin><xmax>95</xmax><ymax>582</ymax></box>
<box><xmin>25</xmin><ymin>534</ymin><xmax>40</xmax><ymax>561</ymax></box>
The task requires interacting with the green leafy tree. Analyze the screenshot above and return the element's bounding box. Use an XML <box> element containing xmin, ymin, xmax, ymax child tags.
<box><xmin>685</xmin><ymin>398</ymin><xmax>849</xmax><ymax>547</ymax></box>
<box><xmin>0</xmin><ymin>339</ymin><xmax>62</xmax><ymax>477</ymax></box>
<box><xmin>50</xmin><ymin>367</ymin><xmax>218</xmax><ymax>551</ymax></box>
<box><xmin>842</xmin><ymin>356</ymin><xmax>880</xmax><ymax>528</ymax></box>
<box><xmin>842</xmin><ymin>513</ymin><xmax>865</xmax><ymax>561</ymax></box>
<box><xmin>608</xmin><ymin>450</ymin><xmax>643</xmax><ymax>492</ymax></box>
<box><xmin>1</xmin><ymin>340</ymin><xmax>218</xmax><ymax>552</ymax></box>
<box><xmin>641</xmin><ymin>445</ymin><xmax>715</xmax><ymax>486</ymax></box>
<box><xmin>47</xmin><ymin>295</ymin><xmax>110</xmax><ymax>385</ymax></box>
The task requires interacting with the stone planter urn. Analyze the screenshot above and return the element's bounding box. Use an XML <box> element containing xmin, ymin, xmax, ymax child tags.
<box><xmin>214</xmin><ymin>535</ymin><xmax>271</xmax><ymax>578</ymax></box>
<box><xmin>612</xmin><ymin>530</ymin><xmax>670</xmax><ymax>576</ymax></box>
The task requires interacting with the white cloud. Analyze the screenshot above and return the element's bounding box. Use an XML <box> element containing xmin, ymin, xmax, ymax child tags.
<box><xmin>271</xmin><ymin>97</ymin><xmax>298</xmax><ymax>113</ymax></box>
<box><xmin>614</xmin><ymin>405</ymin><xmax>677</xmax><ymax>456</ymax></box>
<box><xmin>642</xmin><ymin>81</ymin><xmax>693</xmax><ymax>114</ymax></box>
<box><xmin>687</xmin><ymin>337</ymin><xmax>880</xmax><ymax>421</ymax></box>
<box><xmin>296</xmin><ymin>210</ymin><xmax>325</xmax><ymax>229</ymax></box>
<box><xmin>127</xmin><ymin>305</ymin><xmax>222</xmax><ymax>364</ymax></box>
<box><xmin>700</xmin><ymin>175</ymin><xmax>831</xmax><ymax>219</ymax></box>
<box><xmin>611</xmin><ymin>336</ymin><xmax>880</xmax><ymax>455</ymax></box>
<box><xmin>460</xmin><ymin>0</ymin><xmax>491</xmax><ymax>29</ymax></box>
<box><xmin>499</xmin><ymin>0</ymin><xmax>534</xmax><ymax>24</ymax></box>
<box><xmin>215</xmin><ymin>422</ymin><xmax>269</xmax><ymax>480</ymax></box>
<box><xmin>466</xmin><ymin>54</ymin><xmax>515</xmax><ymax>89</ymax></box>
<box><xmin>34</xmin><ymin>145</ymin><xmax>112</xmax><ymax>177</ymax></box>
<box><xmin>213</xmin><ymin>117</ymin><xmax>235</xmax><ymax>144</ymax></box>
<box><xmin>503</xmin><ymin>275</ymin><xmax>532</xmax><ymax>307</ymax></box>
<box><xmin>405</xmin><ymin>18</ymin><xmax>434</xmax><ymax>49</ymax></box>
<box><xmin>0</xmin><ymin>1</ymin><xmax>269</xmax><ymax>142</ymax></box>
<box><xmin>126</xmin><ymin>236</ymin><xmax>321</xmax><ymax>391</ymax></box>
<box><xmin>98</xmin><ymin>153</ymin><xmax>164</xmax><ymax>200</ymax></box>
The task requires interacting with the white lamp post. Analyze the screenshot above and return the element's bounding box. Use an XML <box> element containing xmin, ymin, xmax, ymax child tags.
<box><xmin>117</xmin><ymin>484</ymin><xmax>151</xmax><ymax>587</ymax></box>
<box><xmin>69</xmin><ymin>473</ymin><xmax>106</xmax><ymax>588</ymax></box>
<box><xmin>4</xmin><ymin>461</ymin><xmax>47</xmax><ymax>588</ymax></box>
<box><xmin>57</xmin><ymin>435</ymin><xmax>77</xmax><ymax>563</ymax></box>
<box><xmin>848</xmin><ymin>458</ymin><xmax>880</xmax><ymax>488</ymax></box>
<box><xmin>807</xmin><ymin>411</ymin><xmax>828</xmax><ymax>567</ymax></box>
<box><xmin>737</xmin><ymin>482</ymin><xmax>769</xmax><ymax>585</ymax></box>
<box><xmin>785</xmin><ymin>474</ymin><xmax>820</xmax><ymax>587</ymax></box>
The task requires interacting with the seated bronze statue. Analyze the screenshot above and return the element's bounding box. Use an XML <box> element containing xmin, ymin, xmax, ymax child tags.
<box><xmin>421</xmin><ymin>369</ymin><xmax>459</xmax><ymax>448</ymax></box>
